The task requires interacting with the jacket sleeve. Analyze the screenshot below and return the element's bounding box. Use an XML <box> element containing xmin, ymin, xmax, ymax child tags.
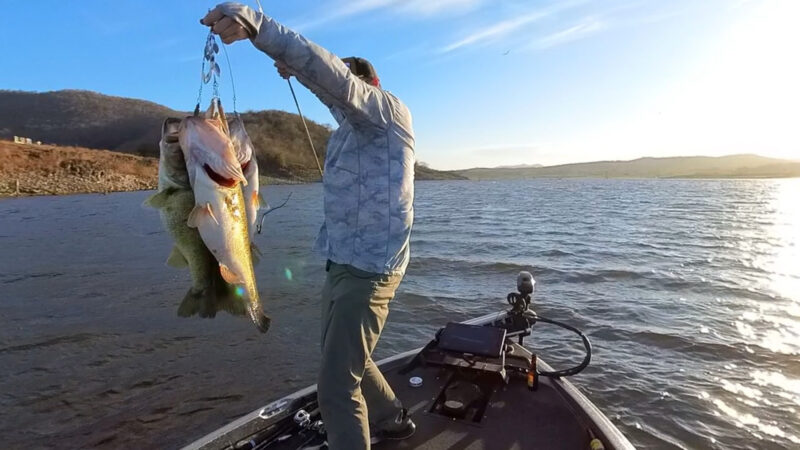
<box><xmin>215</xmin><ymin>2</ymin><xmax>393</xmax><ymax>129</ymax></box>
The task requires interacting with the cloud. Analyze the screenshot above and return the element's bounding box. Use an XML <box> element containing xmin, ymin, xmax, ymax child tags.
<box><xmin>438</xmin><ymin>0</ymin><xmax>586</xmax><ymax>54</ymax></box>
<box><xmin>289</xmin><ymin>0</ymin><xmax>391</xmax><ymax>30</ymax></box>
<box><xmin>293</xmin><ymin>0</ymin><xmax>484</xmax><ymax>31</ymax></box>
<box><xmin>528</xmin><ymin>17</ymin><xmax>606</xmax><ymax>50</ymax></box>
<box><xmin>397</xmin><ymin>0</ymin><xmax>484</xmax><ymax>16</ymax></box>
<box><xmin>439</xmin><ymin>12</ymin><xmax>551</xmax><ymax>53</ymax></box>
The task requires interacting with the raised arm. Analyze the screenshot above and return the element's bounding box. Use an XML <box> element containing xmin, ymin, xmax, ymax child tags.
<box><xmin>202</xmin><ymin>3</ymin><xmax>393</xmax><ymax>128</ymax></box>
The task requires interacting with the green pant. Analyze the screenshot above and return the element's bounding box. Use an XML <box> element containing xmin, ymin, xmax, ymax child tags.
<box><xmin>318</xmin><ymin>262</ymin><xmax>404</xmax><ymax>450</ymax></box>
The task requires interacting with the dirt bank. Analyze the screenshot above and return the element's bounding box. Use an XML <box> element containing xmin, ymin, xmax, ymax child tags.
<box><xmin>0</xmin><ymin>140</ymin><xmax>158</xmax><ymax>197</ymax></box>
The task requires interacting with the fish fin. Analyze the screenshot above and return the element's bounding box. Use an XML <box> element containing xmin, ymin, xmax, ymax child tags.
<box><xmin>254</xmin><ymin>191</ymin><xmax>268</xmax><ymax>210</ymax></box>
<box><xmin>204</xmin><ymin>203</ymin><xmax>219</xmax><ymax>225</ymax></box>
<box><xmin>186</xmin><ymin>205</ymin><xmax>202</xmax><ymax>228</ymax></box>
<box><xmin>187</xmin><ymin>203</ymin><xmax>219</xmax><ymax>228</ymax></box>
<box><xmin>143</xmin><ymin>188</ymin><xmax>178</xmax><ymax>209</ymax></box>
<box><xmin>219</xmin><ymin>264</ymin><xmax>244</xmax><ymax>284</ymax></box>
<box><xmin>250</xmin><ymin>243</ymin><xmax>262</xmax><ymax>266</ymax></box>
<box><xmin>166</xmin><ymin>246</ymin><xmax>189</xmax><ymax>268</ymax></box>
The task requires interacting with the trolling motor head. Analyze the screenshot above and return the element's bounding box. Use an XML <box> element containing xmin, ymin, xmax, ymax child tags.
<box><xmin>517</xmin><ymin>271</ymin><xmax>535</xmax><ymax>296</ymax></box>
<box><xmin>507</xmin><ymin>271</ymin><xmax>535</xmax><ymax>314</ymax></box>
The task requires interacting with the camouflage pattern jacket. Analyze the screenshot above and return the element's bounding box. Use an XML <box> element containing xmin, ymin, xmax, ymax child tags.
<box><xmin>220</xmin><ymin>3</ymin><xmax>415</xmax><ymax>275</ymax></box>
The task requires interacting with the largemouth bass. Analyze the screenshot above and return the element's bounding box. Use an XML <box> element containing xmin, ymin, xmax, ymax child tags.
<box><xmin>179</xmin><ymin>102</ymin><xmax>270</xmax><ymax>333</ymax></box>
<box><xmin>144</xmin><ymin>118</ymin><xmax>245</xmax><ymax>319</ymax></box>
<box><xmin>229</xmin><ymin>116</ymin><xmax>265</xmax><ymax>244</ymax></box>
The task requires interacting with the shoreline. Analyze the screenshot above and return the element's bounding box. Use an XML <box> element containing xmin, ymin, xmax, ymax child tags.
<box><xmin>0</xmin><ymin>175</ymin><xmax>315</xmax><ymax>199</ymax></box>
<box><xmin>0</xmin><ymin>140</ymin><xmax>158</xmax><ymax>198</ymax></box>
<box><xmin>0</xmin><ymin>140</ymin><xmax>316</xmax><ymax>199</ymax></box>
<box><xmin>4</xmin><ymin>174</ymin><xmax>798</xmax><ymax>199</ymax></box>
<box><xmin>2</xmin><ymin>140</ymin><xmax>796</xmax><ymax>200</ymax></box>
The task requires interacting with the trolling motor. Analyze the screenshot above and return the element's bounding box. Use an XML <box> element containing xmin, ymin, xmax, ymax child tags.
<box><xmin>505</xmin><ymin>271</ymin><xmax>593</xmax><ymax>379</ymax></box>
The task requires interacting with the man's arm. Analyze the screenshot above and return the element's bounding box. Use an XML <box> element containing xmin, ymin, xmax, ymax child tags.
<box><xmin>202</xmin><ymin>3</ymin><xmax>392</xmax><ymax>128</ymax></box>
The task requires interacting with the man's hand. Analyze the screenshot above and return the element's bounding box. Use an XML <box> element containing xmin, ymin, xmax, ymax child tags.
<box><xmin>201</xmin><ymin>7</ymin><xmax>250</xmax><ymax>44</ymax></box>
<box><xmin>274</xmin><ymin>61</ymin><xmax>292</xmax><ymax>80</ymax></box>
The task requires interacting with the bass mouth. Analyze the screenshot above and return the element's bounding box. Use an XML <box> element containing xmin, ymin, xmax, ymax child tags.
<box><xmin>203</xmin><ymin>160</ymin><xmax>252</xmax><ymax>188</ymax></box>
<box><xmin>203</xmin><ymin>164</ymin><xmax>239</xmax><ymax>188</ymax></box>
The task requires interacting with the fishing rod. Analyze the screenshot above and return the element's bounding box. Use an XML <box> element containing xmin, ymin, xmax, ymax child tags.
<box><xmin>254</xmin><ymin>0</ymin><xmax>323</xmax><ymax>179</ymax></box>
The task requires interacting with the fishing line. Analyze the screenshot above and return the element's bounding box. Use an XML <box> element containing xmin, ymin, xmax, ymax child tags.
<box><xmin>220</xmin><ymin>42</ymin><xmax>239</xmax><ymax>116</ymax></box>
<box><xmin>287</xmin><ymin>80</ymin><xmax>324</xmax><ymax>177</ymax></box>
<box><xmin>256</xmin><ymin>192</ymin><xmax>292</xmax><ymax>234</ymax></box>
<box><xmin>253</xmin><ymin>0</ymin><xmax>323</xmax><ymax>178</ymax></box>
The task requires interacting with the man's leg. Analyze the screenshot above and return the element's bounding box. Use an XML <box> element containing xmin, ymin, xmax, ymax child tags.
<box><xmin>318</xmin><ymin>263</ymin><xmax>403</xmax><ymax>450</ymax></box>
<box><xmin>362</xmin><ymin>357</ymin><xmax>403</xmax><ymax>427</ymax></box>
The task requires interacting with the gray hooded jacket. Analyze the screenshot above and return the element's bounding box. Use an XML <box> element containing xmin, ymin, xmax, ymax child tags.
<box><xmin>218</xmin><ymin>3</ymin><xmax>415</xmax><ymax>275</ymax></box>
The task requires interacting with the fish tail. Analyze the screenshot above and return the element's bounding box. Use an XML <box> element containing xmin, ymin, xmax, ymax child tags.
<box><xmin>178</xmin><ymin>279</ymin><xmax>240</xmax><ymax>319</ymax></box>
<box><xmin>177</xmin><ymin>287</ymin><xmax>215</xmax><ymax>318</ymax></box>
<box><xmin>249</xmin><ymin>309</ymin><xmax>271</xmax><ymax>333</ymax></box>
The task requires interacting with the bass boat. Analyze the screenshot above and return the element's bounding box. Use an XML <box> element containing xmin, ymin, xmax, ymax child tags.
<box><xmin>183</xmin><ymin>272</ymin><xmax>635</xmax><ymax>450</ymax></box>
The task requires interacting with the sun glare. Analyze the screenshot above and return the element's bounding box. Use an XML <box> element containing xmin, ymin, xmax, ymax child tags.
<box><xmin>661</xmin><ymin>0</ymin><xmax>800</xmax><ymax>159</ymax></box>
<box><xmin>767</xmin><ymin>179</ymin><xmax>800</xmax><ymax>303</ymax></box>
<box><xmin>572</xmin><ymin>0</ymin><xmax>800</xmax><ymax>161</ymax></box>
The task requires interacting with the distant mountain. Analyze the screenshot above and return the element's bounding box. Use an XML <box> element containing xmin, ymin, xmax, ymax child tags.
<box><xmin>415</xmin><ymin>164</ymin><xmax>467</xmax><ymax>180</ymax></box>
<box><xmin>494</xmin><ymin>163</ymin><xmax>544</xmax><ymax>169</ymax></box>
<box><xmin>454</xmin><ymin>155</ymin><xmax>800</xmax><ymax>180</ymax></box>
<box><xmin>0</xmin><ymin>89</ymin><xmax>455</xmax><ymax>181</ymax></box>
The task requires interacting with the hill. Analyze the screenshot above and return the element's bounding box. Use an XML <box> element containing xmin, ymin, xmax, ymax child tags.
<box><xmin>0</xmin><ymin>90</ymin><xmax>331</xmax><ymax>181</ymax></box>
<box><xmin>455</xmin><ymin>155</ymin><xmax>800</xmax><ymax>180</ymax></box>
<box><xmin>494</xmin><ymin>163</ymin><xmax>544</xmax><ymax>169</ymax></box>
<box><xmin>0</xmin><ymin>89</ymin><xmax>456</xmax><ymax>183</ymax></box>
<box><xmin>0</xmin><ymin>90</ymin><xmax>180</xmax><ymax>155</ymax></box>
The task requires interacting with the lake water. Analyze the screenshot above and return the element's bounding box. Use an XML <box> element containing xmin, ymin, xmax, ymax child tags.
<box><xmin>1</xmin><ymin>179</ymin><xmax>798</xmax><ymax>449</ymax></box>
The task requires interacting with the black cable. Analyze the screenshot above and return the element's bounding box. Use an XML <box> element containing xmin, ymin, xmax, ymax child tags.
<box><xmin>522</xmin><ymin>313</ymin><xmax>592</xmax><ymax>378</ymax></box>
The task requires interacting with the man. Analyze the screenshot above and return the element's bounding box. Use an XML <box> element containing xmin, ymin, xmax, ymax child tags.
<box><xmin>201</xmin><ymin>4</ymin><xmax>416</xmax><ymax>449</ymax></box>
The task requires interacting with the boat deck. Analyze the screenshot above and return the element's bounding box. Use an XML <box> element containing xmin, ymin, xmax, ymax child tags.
<box><xmin>268</xmin><ymin>344</ymin><xmax>593</xmax><ymax>450</ymax></box>
<box><xmin>377</xmin><ymin>362</ymin><xmax>591</xmax><ymax>449</ymax></box>
<box><xmin>183</xmin><ymin>312</ymin><xmax>634</xmax><ymax>450</ymax></box>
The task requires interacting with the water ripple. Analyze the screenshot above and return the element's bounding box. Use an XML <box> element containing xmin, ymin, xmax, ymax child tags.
<box><xmin>1</xmin><ymin>179</ymin><xmax>799</xmax><ymax>449</ymax></box>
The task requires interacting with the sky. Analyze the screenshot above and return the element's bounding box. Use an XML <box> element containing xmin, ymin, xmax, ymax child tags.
<box><xmin>3</xmin><ymin>0</ymin><xmax>799</xmax><ymax>170</ymax></box>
